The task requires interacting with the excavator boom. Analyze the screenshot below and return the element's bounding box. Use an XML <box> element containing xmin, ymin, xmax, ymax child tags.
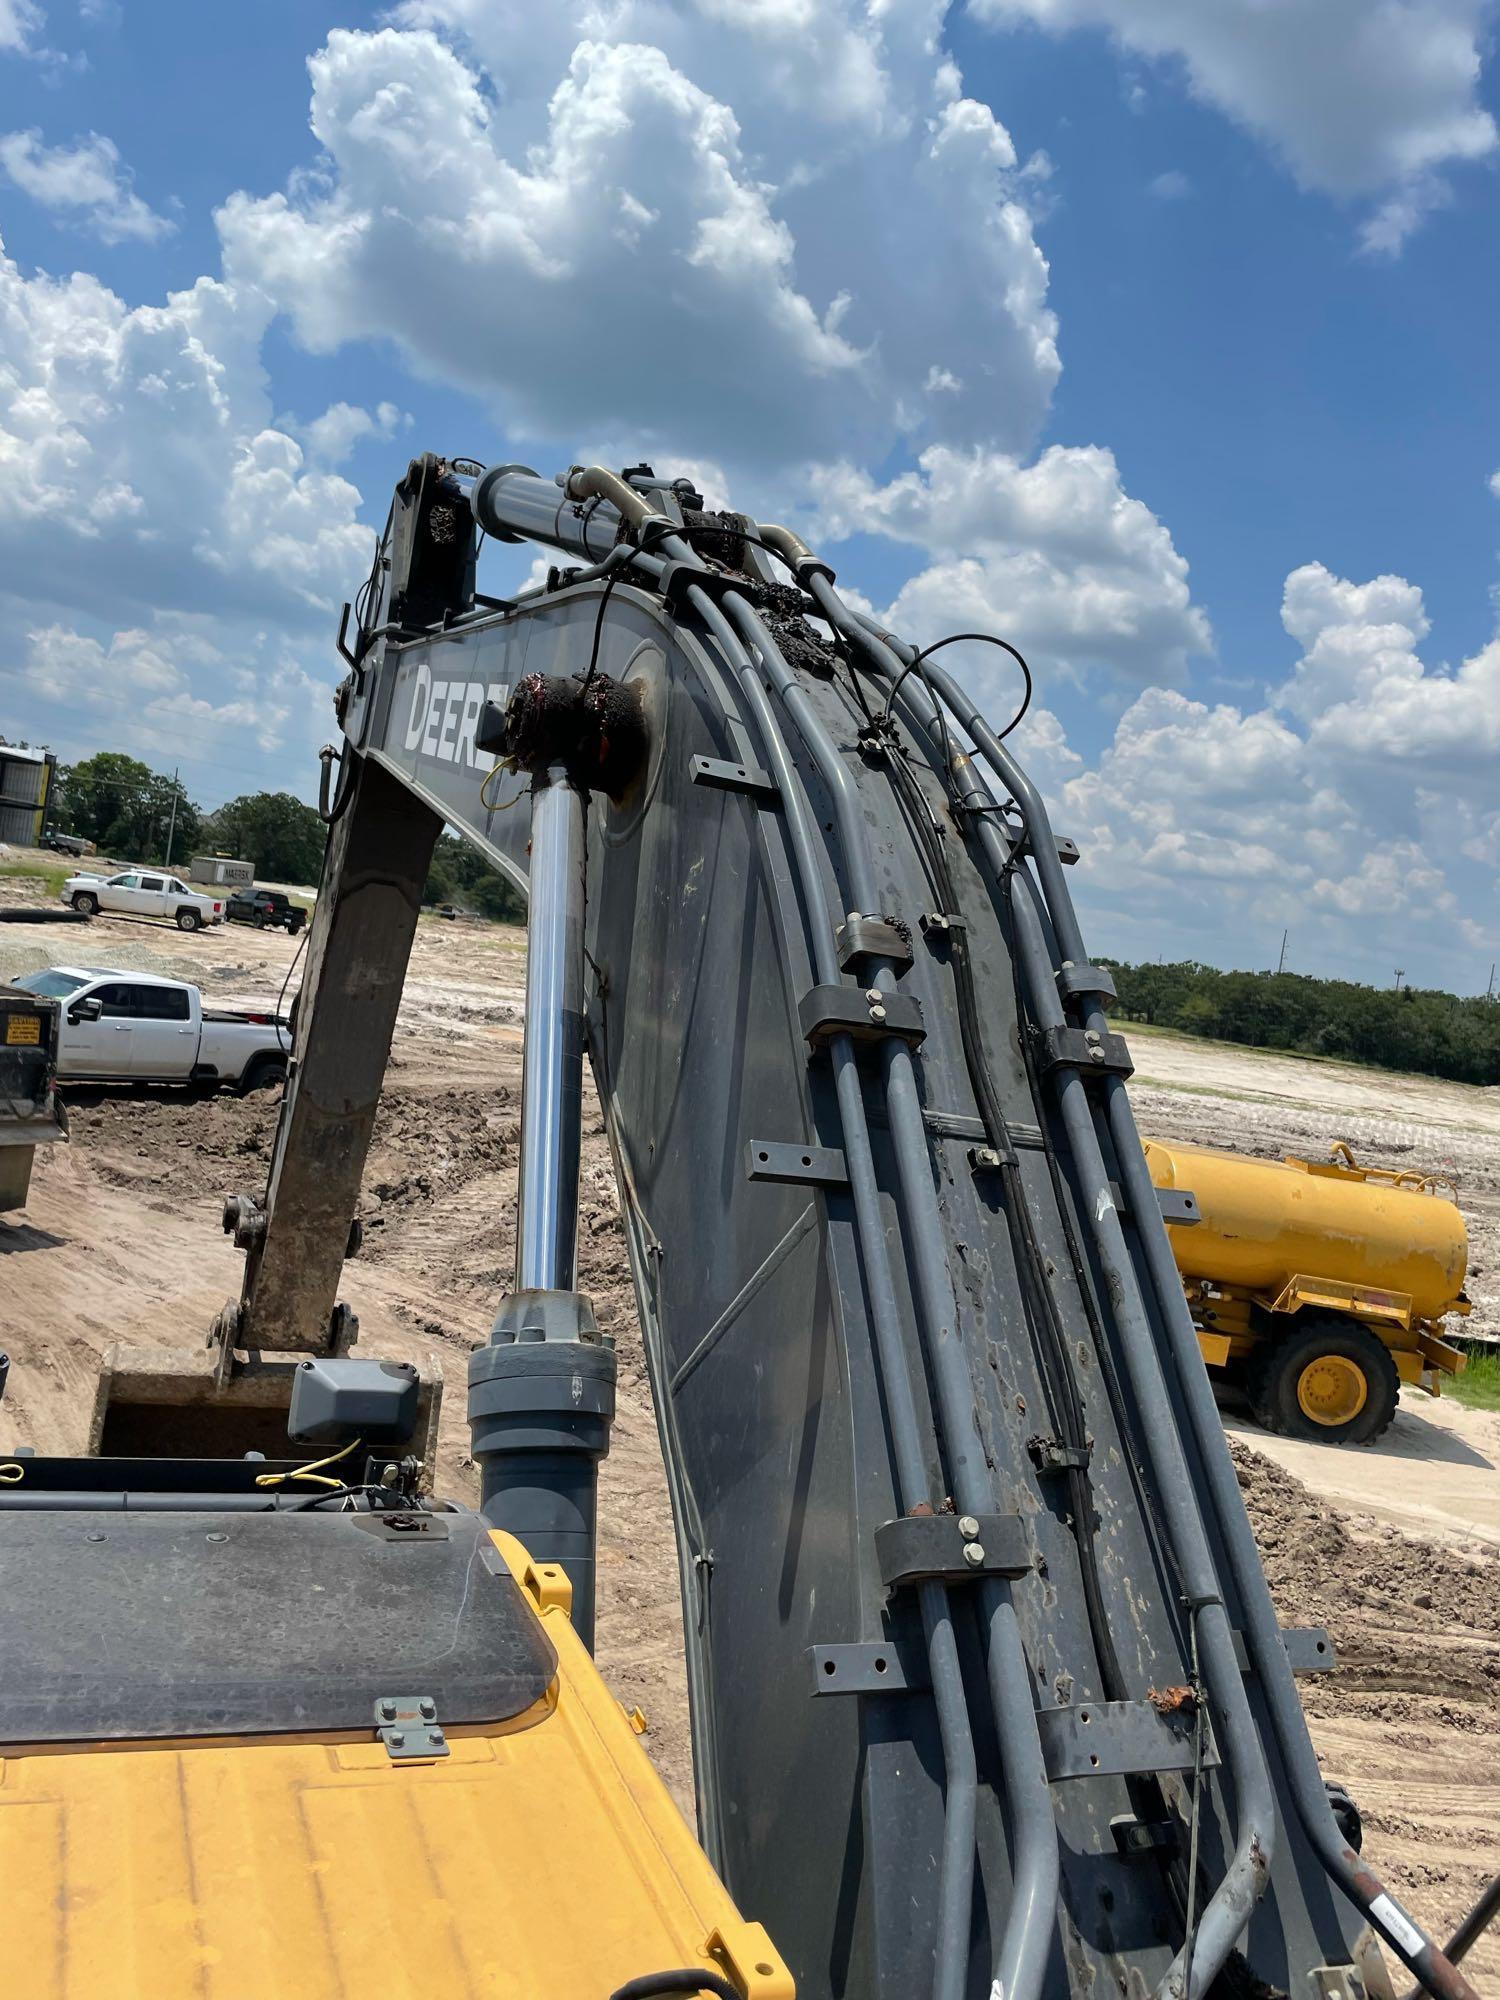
<box><xmin>16</xmin><ymin>453</ymin><xmax>1490</xmax><ymax>2000</ymax></box>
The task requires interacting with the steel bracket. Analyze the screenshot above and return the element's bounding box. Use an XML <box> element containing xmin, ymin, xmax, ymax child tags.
<box><xmin>1156</xmin><ymin>1187</ymin><xmax>1202</xmax><ymax>1226</ymax></box>
<box><xmin>689</xmin><ymin>753</ymin><xmax>778</xmax><ymax>804</ymax></box>
<box><xmin>746</xmin><ymin>1141</ymin><xmax>849</xmax><ymax>1189</ymax></box>
<box><xmin>1038</xmin><ymin>1024</ymin><xmax>1133</xmax><ymax>1081</ymax></box>
<box><xmin>1011</xmin><ymin>827</ymin><xmax>1081</xmax><ymax>868</ymax></box>
<box><xmin>374</xmin><ymin>1693</ymin><xmax>450</xmax><ymax>1762</ymax></box>
<box><xmin>1027</xmin><ymin>1435</ymin><xmax>1092</xmax><ymax>1477</ymax></box>
<box><xmin>875</xmin><ymin>1512</ymin><xmax>1031</xmax><ymax>1591</ymax></box>
<box><xmin>1036</xmin><ymin>1699</ymin><xmax>1218</xmax><ymax>1783</ymax></box>
<box><xmin>800</xmin><ymin>983</ymin><xmax>925</xmax><ymax>1050</ymax></box>
<box><xmin>835</xmin><ymin>913</ymin><xmax>914</xmax><ymax>973</ymax></box>
<box><xmin>1231</xmin><ymin>1625</ymin><xmax>1337</xmax><ymax>1675</ymax></box>
<box><xmin>1111</xmin><ymin>1813</ymin><xmax>1178</xmax><ymax>1860</ymax></box>
<box><xmin>808</xmin><ymin>1641</ymin><xmax>927</xmax><ymax>1697</ymax></box>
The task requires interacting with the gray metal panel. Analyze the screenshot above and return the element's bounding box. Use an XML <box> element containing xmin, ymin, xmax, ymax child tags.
<box><xmin>345</xmin><ymin>542</ymin><xmax>1363</xmax><ymax>1998</ymax></box>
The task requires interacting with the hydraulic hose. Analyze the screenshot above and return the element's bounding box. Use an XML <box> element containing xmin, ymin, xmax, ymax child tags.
<box><xmin>679</xmin><ymin>573</ymin><xmax>980</xmax><ymax>2000</ymax></box>
<box><xmin>871</xmin><ymin>621</ymin><xmax>1482</xmax><ymax>2000</ymax></box>
<box><xmin>707</xmin><ymin>560</ymin><xmax>1061</xmax><ymax>2000</ymax></box>
<box><xmin>834</xmin><ymin>607</ymin><xmax>1277</xmax><ymax>2000</ymax></box>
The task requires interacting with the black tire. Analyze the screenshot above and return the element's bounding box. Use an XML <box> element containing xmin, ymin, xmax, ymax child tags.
<box><xmin>176</xmin><ymin>907</ymin><xmax>203</xmax><ymax>932</ymax></box>
<box><xmin>1247</xmin><ymin>1314</ymin><xmax>1400</xmax><ymax>1445</ymax></box>
<box><xmin>256</xmin><ymin>912</ymin><xmax>273</xmax><ymax>929</ymax></box>
<box><xmin>238</xmin><ymin>1054</ymin><xmax>287</xmax><ymax>1097</ymax></box>
<box><xmin>71</xmin><ymin>891</ymin><xmax>98</xmax><ymax>915</ymax></box>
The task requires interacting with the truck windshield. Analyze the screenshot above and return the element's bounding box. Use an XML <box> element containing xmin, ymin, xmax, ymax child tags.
<box><xmin>13</xmin><ymin>971</ymin><xmax>87</xmax><ymax>998</ymax></box>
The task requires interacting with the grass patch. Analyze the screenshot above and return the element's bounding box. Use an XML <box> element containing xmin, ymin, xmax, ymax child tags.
<box><xmin>1449</xmin><ymin>1343</ymin><xmax>1500</xmax><ymax>1413</ymax></box>
<box><xmin>0</xmin><ymin>859</ymin><xmax>68</xmax><ymax>896</ymax></box>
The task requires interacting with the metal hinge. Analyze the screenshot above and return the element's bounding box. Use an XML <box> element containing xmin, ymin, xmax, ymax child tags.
<box><xmin>374</xmin><ymin>1694</ymin><xmax>450</xmax><ymax>1762</ymax></box>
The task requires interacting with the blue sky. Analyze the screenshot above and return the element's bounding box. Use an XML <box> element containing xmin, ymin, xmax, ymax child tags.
<box><xmin>1</xmin><ymin>0</ymin><xmax>1497</xmax><ymax>988</ymax></box>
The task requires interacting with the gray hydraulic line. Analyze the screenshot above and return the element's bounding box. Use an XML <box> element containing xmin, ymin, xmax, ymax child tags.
<box><xmin>708</xmin><ymin>565</ymin><xmax>1061</xmax><ymax>2000</ymax></box>
<box><xmin>515</xmin><ymin>764</ymin><xmax>587</xmax><ymax>1293</ymax></box>
<box><xmin>882</xmin><ymin>629</ymin><xmax>1482</xmax><ymax>2000</ymax></box>
<box><xmin>678</xmin><ymin>573</ymin><xmax>979</xmax><ymax>2000</ymax></box>
<box><xmin>823</xmin><ymin>603</ymin><xmax>1276</xmax><ymax>2000</ymax></box>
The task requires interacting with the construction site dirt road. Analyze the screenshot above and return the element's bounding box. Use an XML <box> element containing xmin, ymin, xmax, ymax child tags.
<box><xmin>2</xmin><ymin>882</ymin><xmax>1496</xmax><ymax>1986</ymax></box>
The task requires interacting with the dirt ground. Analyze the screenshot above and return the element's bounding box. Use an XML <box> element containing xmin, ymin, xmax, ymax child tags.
<box><xmin>2</xmin><ymin>868</ymin><xmax>1496</xmax><ymax>1985</ymax></box>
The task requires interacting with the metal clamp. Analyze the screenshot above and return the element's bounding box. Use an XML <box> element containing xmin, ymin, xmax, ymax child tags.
<box><xmin>1027</xmin><ymin>1435</ymin><xmax>1092</xmax><ymax>1477</ymax></box>
<box><xmin>835</xmin><ymin>914</ymin><xmax>913</xmax><ymax>973</ymax></box>
<box><xmin>875</xmin><ymin>1512</ymin><xmax>1031</xmax><ymax>1591</ymax></box>
<box><xmin>1056</xmin><ymin>960</ymin><xmax>1118</xmax><ymax>1006</ymax></box>
<box><xmin>800</xmin><ymin>984</ymin><xmax>925</xmax><ymax>1050</ymax></box>
<box><xmin>1038</xmin><ymin>1024</ymin><xmax>1133</xmax><ymax>1081</ymax></box>
<box><xmin>374</xmin><ymin>1694</ymin><xmax>450</xmax><ymax>1762</ymax></box>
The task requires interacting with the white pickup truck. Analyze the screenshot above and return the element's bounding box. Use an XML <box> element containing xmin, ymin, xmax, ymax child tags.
<box><xmin>61</xmin><ymin>869</ymin><xmax>224</xmax><ymax>930</ymax></box>
<box><xmin>9</xmin><ymin>968</ymin><xmax>289</xmax><ymax>1093</ymax></box>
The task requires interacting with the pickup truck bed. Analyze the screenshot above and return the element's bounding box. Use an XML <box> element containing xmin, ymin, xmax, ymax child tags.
<box><xmin>10</xmin><ymin>968</ymin><xmax>289</xmax><ymax>1094</ymax></box>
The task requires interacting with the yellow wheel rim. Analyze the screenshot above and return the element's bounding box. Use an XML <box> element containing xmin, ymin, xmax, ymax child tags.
<box><xmin>1296</xmin><ymin>1353</ymin><xmax>1369</xmax><ymax>1428</ymax></box>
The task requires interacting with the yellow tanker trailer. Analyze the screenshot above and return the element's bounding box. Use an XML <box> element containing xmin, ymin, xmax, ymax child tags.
<box><xmin>1144</xmin><ymin>1138</ymin><xmax>1470</xmax><ymax>1443</ymax></box>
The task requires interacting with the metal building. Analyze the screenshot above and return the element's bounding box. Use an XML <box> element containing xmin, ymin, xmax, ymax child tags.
<box><xmin>0</xmin><ymin>743</ymin><xmax>55</xmax><ymax>846</ymax></box>
<box><xmin>189</xmin><ymin>854</ymin><xmax>254</xmax><ymax>887</ymax></box>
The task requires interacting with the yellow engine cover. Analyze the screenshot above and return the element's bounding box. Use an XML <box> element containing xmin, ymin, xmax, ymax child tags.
<box><xmin>0</xmin><ymin>1532</ymin><xmax>793</xmax><ymax>2000</ymax></box>
<box><xmin>1144</xmin><ymin>1138</ymin><xmax>1468</xmax><ymax>1324</ymax></box>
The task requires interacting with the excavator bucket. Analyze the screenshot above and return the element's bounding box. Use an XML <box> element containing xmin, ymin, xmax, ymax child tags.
<box><xmin>87</xmin><ymin>1342</ymin><xmax>443</xmax><ymax>1473</ymax></box>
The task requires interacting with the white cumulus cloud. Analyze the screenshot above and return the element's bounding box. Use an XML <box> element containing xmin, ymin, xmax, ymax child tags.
<box><xmin>217</xmin><ymin>15</ymin><xmax>1059</xmax><ymax>469</ymax></box>
<box><xmin>972</xmin><ymin>0</ymin><xmax>1497</xmax><ymax>248</ymax></box>
<box><xmin>813</xmin><ymin>442</ymin><xmax>1212</xmax><ymax>690</ymax></box>
<box><xmin>1035</xmin><ymin>560</ymin><xmax>1500</xmax><ymax>983</ymax></box>
<box><xmin>0</xmin><ymin>129</ymin><xmax>173</xmax><ymax>244</ymax></box>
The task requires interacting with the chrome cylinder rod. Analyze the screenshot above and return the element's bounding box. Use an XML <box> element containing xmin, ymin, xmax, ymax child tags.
<box><xmin>514</xmin><ymin>764</ymin><xmax>587</xmax><ymax>1292</ymax></box>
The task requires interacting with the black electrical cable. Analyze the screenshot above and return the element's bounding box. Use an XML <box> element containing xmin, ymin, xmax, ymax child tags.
<box><xmin>581</xmin><ymin>566</ymin><xmax>624</xmax><ymax>689</ymax></box>
<box><xmin>282</xmin><ymin>1483</ymin><xmax>386</xmax><ymax>1512</ymax></box>
<box><xmin>883</xmin><ymin>632</ymin><xmax>1032</xmax><ymax>743</ymax></box>
<box><xmin>274</xmin><ymin>926</ymin><xmax>308</xmax><ymax>1056</ymax></box>
<box><xmin>607</xmin><ymin>1971</ymin><xmax>741</xmax><ymax>2000</ymax></box>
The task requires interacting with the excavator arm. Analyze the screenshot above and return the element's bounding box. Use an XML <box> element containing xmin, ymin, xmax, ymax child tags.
<box><xmin>75</xmin><ymin>453</ymin><xmax>1490</xmax><ymax>2000</ymax></box>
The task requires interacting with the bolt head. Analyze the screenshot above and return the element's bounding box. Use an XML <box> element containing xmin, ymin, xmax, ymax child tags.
<box><xmin>418</xmin><ymin>1698</ymin><xmax>436</xmax><ymax>1719</ymax></box>
<box><xmin>958</xmin><ymin>1514</ymin><xmax>980</xmax><ymax>1539</ymax></box>
<box><xmin>388</xmin><ymin>1731</ymin><xmax>405</xmax><ymax>1748</ymax></box>
<box><xmin>1089</xmin><ymin>1047</ymin><xmax>1106</xmax><ymax>1063</ymax></box>
<box><xmin>865</xmin><ymin>987</ymin><xmax>881</xmax><ymax>1004</ymax></box>
<box><xmin>869</xmin><ymin>1004</ymin><xmax>887</xmax><ymax>1024</ymax></box>
<box><xmin>963</xmin><ymin>1542</ymin><xmax>986</xmax><ymax>1569</ymax></box>
<box><xmin>379</xmin><ymin>1699</ymin><xmax>397</xmax><ymax>1721</ymax></box>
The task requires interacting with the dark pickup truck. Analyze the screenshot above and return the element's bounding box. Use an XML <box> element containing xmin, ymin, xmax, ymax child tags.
<box><xmin>224</xmin><ymin>888</ymin><xmax>308</xmax><ymax>935</ymax></box>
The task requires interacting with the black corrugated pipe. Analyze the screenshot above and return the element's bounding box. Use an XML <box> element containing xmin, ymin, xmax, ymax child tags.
<box><xmin>865</xmin><ymin>617</ymin><xmax>1482</xmax><ymax>2000</ymax></box>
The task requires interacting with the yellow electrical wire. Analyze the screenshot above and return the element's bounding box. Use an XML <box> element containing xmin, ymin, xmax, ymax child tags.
<box><xmin>254</xmin><ymin>1435</ymin><xmax>363</xmax><ymax>1489</ymax></box>
<box><xmin>480</xmin><ymin>761</ymin><xmax>525</xmax><ymax>813</ymax></box>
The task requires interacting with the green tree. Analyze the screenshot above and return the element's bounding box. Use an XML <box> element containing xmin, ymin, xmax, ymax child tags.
<box><xmin>203</xmin><ymin>792</ymin><xmax>326</xmax><ymax>886</ymax></box>
<box><xmin>423</xmin><ymin>832</ymin><xmax>525</xmax><ymax>923</ymax></box>
<box><xmin>56</xmin><ymin>753</ymin><xmax>202</xmax><ymax>863</ymax></box>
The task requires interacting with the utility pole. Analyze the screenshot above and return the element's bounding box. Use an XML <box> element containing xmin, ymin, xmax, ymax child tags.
<box><xmin>1277</xmin><ymin>929</ymin><xmax>1288</xmax><ymax>976</ymax></box>
<box><xmin>1394</xmin><ymin>968</ymin><xmax>1405</xmax><ymax>995</ymax></box>
<box><xmin>1487</xmin><ymin>963</ymin><xmax>1496</xmax><ymax>1001</ymax></box>
<box><xmin>164</xmin><ymin>768</ymin><xmax>180</xmax><ymax>869</ymax></box>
